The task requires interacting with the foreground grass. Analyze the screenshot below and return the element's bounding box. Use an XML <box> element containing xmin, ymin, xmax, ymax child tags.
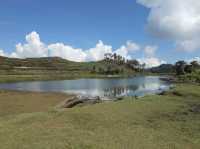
<box><xmin>0</xmin><ymin>90</ymin><xmax>70</xmax><ymax>117</ymax></box>
<box><xmin>0</xmin><ymin>84</ymin><xmax>200</xmax><ymax>149</ymax></box>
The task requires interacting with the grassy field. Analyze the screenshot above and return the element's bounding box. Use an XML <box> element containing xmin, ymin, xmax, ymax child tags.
<box><xmin>0</xmin><ymin>84</ymin><xmax>199</xmax><ymax>149</ymax></box>
<box><xmin>0</xmin><ymin>90</ymin><xmax>71</xmax><ymax>117</ymax></box>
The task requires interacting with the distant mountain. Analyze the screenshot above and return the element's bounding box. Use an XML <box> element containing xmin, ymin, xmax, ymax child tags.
<box><xmin>150</xmin><ymin>64</ymin><xmax>175</xmax><ymax>74</ymax></box>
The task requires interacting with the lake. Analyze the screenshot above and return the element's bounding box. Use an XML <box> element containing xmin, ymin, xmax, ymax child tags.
<box><xmin>0</xmin><ymin>76</ymin><xmax>171</xmax><ymax>98</ymax></box>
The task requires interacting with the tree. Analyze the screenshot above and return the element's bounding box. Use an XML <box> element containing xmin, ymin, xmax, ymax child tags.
<box><xmin>126</xmin><ymin>59</ymin><xmax>140</xmax><ymax>70</ymax></box>
<box><xmin>113</xmin><ymin>53</ymin><xmax>117</xmax><ymax>62</ymax></box>
<box><xmin>141</xmin><ymin>63</ymin><xmax>146</xmax><ymax>72</ymax></box>
<box><xmin>184</xmin><ymin>65</ymin><xmax>193</xmax><ymax>73</ymax></box>
<box><xmin>106</xmin><ymin>65</ymin><xmax>112</xmax><ymax>74</ymax></box>
<box><xmin>175</xmin><ymin>61</ymin><xmax>187</xmax><ymax>75</ymax></box>
<box><xmin>190</xmin><ymin>61</ymin><xmax>200</xmax><ymax>71</ymax></box>
<box><xmin>91</xmin><ymin>65</ymin><xmax>96</xmax><ymax>73</ymax></box>
<box><xmin>104</xmin><ymin>53</ymin><xmax>112</xmax><ymax>62</ymax></box>
<box><xmin>98</xmin><ymin>67</ymin><xmax>104</xmax><ymax>74</ymax></box>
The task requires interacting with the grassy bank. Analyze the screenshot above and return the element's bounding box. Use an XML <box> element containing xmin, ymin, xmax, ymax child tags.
<box><xmin>0</xmin><ymin>84</ymin><xmax>199</xmax><ymax>149</ymax></box>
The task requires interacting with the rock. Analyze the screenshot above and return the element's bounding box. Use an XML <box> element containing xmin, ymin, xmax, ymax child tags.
<box><xmin>189</xmin><ymin>104</ymin><xmax>200</xmax><ymax>114</ymax></box>
<box><xmin>172</xmin><ymin>91</ymin><xmax>183</xmax><ymax>96</ymax></box>
<box><xmin>158</xmin><ymin>91</ymin><xmax>167</xmax><ymax>95</ymax></box>
<box><xmin>115</xmin><ymin>97</ymin><xmax>123</xmax><ymax>101</ymax></box>
<box><xmin>62</xmin><ymin>95</ymin><xmax>102</xmax><ymax>108</ymax></box>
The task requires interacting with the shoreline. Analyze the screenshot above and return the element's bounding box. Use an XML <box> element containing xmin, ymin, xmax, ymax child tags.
<box><xmin>0</xmin><ymin>73</ymin><xmax>172</xmax><ymax>84</ymax></box>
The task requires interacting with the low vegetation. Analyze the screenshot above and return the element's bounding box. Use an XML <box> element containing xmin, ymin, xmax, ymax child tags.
<box><xmin>149</xmin><ymin>60</ymin><xmax>200</xmax><ymax>83</ymax></box>
<box><xmin>0</xmin><ymin>84</ymin><xmax>199</xmax><ymax>149</ymax></box>
<box><xmin>174</xmin><ymin>60</ymin><xmax>200</xmax><ymax>83</ymax></box>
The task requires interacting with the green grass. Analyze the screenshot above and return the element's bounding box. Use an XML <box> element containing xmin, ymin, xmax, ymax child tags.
<box><xmin>176</xmin><ymin>69</ymin><xmax>200</xmax><ymax>83</ymax></box>
<box><xmin>0</xmin><ymin>84</ymin><xmax>200</xmax><ymax>149</ymax></box>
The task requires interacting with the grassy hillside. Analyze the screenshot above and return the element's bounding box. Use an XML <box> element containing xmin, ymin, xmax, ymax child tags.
<box><xmin>0</xmin><ymin>56</ymin><xmax>136</xmax><ymax>82</ymax></box>
<box><xmin>0</xmin><ymin>84</ymin><xmax>199</xmax><ymax>149</ymax></box>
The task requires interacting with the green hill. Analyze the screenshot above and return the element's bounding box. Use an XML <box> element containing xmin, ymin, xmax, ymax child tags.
<box><xmin>0</xmin><ymin>56</ymin><xmax>137</xmax><ymax>82</ymax></box>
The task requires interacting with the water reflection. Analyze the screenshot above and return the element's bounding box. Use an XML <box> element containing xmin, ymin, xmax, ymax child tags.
<box><xmin>104</xmin><ymin>85</ymin><xmax>139</xmax><ymax>97</ymax></box>
<box><xmin>0</xmin><ymin>76</ymin><xmax>170</xmax><ymax>98</ymax></box>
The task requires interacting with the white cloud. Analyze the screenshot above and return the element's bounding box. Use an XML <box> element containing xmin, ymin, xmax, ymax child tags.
<box><xmin>1</xmin><ymin>31</ymin><xmax>142</xmax><ymax>62</ymax></box>
<box><xmin>138</xmin><ymin>45</ymin><xmax>165</xmax><ymax>68</ymax></box>
<box><xmin>11</xmin><ymin>31</ymin><xmax>48</xmax><ymax>58</ymax></box>
<box><xmin>188</xmin><ymin>57</ymin><xmax>200</xmax><ymax>64</ymax></box>
<box><xmin>0</xmin><ymin>49</ymin><xmax>6</xmax><ymax>56</ymax></box>
<box><xmin>138</xmin><ymin>57</ymin><xmax>166</xmax><ymax>68</ymax></box>
<box><xmin>144</xmin><ymin>45</ymin><xmax>157</xmax><ymax>57</ymax></box>
<box><xmin>48</xmin><ymin>43</ymin><xmax>86</xmax><ymax>62</ymax></box>
<box><xmin>0</xmin><ymin>31</ymin><xmax>166</xmax><ymax>67</ymax></box>
<box><xmin>137</xmin><ymin>0</ymin><xmax>200</xmax><ymax>52</ymax></box>
<box><xmin>137</xmin><ymin>0</ymin><xmax>162</xmax><ymax>8</ymax></box>
<box><xmin>176</xmin><ymin>39</ymin><xmax>200</xmax><ymax>52</ymax></box>
<box><xmin>85</xmin><ymin>40</ymin><xmax>113</xmax><ymax>61</ymax></box>
<box><xmin>48</xmin><ymin>40</ymin><xmax>114</xmax><ymax>62</ymax></box>
<box><xmin>115</xmin><ymin>41</ymin><xmax>141</xmax><ymax>59</ymax></box>
<box><xmin>125</xmin><ymin>41</ymin><xmax>141</xmax><ymax>52</ymax></box>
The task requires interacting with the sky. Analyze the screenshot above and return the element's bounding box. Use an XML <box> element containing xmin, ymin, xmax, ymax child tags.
<box><xmin>0</xmin><ymin>0</ymin><xmax>200</xmax><ymax>67</ymax></box>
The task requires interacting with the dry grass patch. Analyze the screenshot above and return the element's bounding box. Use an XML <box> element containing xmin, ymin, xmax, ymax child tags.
<box><xmin>0</xmin><ymin>90</ymin><xmax>71</xmax><ymax>116</ymax></box>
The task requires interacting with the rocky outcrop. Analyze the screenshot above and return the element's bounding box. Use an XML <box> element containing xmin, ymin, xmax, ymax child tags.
<box><xmin>62</xmin><ymin>95</ymin><xmax>102</xmax><ymax>108</ymax></box>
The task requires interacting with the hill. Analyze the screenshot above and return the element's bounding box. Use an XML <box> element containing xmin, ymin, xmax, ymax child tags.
<box><xmin>150</xmin><ymin>64</ymin><xmax>175</xmax><ymax>74</ymax></box>
<box><xmin>0</xmin><ymin>56</ymin><xmax>137</xmax><ymax>82</ymax></box>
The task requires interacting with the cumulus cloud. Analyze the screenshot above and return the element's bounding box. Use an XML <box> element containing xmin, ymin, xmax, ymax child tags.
<box><xmin>48</xmin><ymin>40</ymin><xmax>113</xmax><ymax>62</ymax></box>
<box><xmin>115</xmin><ymin>41</ymin><xmax>140</xmax><ymax>59</ymax></box>
<box><xmin>138</xmin><ymin>45</ymin><xmax>166</xmax><ymax>68</ymax></box>
<box><xmin>137</xmin><ymin>0</ymin><xmax>162</xmax><ymax>8</ymax></box>
<box><xmin>48</xmin><ymin>43</ymin><xmax>86</xmax><ymax>62</ymax></box>
<box><xmin>138</xmin><ymin>57</ymin><xmax>166</xmax><ymax>68</ymax></box>
<box><xmin>11</xmin><ymin>31</ymin><xmax>48</xmax><ymax>58</ymax></box>
<box><xmin>137</xmin><ymin>0</ymin><xmax>200</xmax><ymax>52</ymax></box>
<box><xmin>1</xmin><ymin>31</ymin><xmax>143</xmax><ymax>62</ymax></box>
<box><xmin>0</xmin><ymin>31</ymin><xmax>167</xmax><ymax>67</ymax></box>
<box><xmin>188</xmin><ymin>57</ymin><xmax>200</xmax><ymax>64</ymax></box>
<box><xmin>85</xmin><ymin>40</ymin><xmax>113</xmax><ymax>61</ymax></box>
<box><xmin>0</xmin><ymin>49</ymin><xmax>6</xmax><ymax>56</ymax></box>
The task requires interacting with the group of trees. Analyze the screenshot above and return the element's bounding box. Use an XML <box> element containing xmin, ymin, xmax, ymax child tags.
<box><xmin>91</xmin><ymin>65</ymin><xmax>124</xmax><ymax>75</ymax></box>
<box><xmin>175</xmin><ymin>60</ymin><xmax>200</xmax><ymax>75</ymax></box>
<box><xmin>104</xmin><ymin>53</ymin><xmax>126</xmax><ymax>65</ymax></box>
<box><xmin>91</xmin><ymin>52</ymin><xmax>200</xmax><ymax>77</ymax></box>
<box><xmin>91</xmin><ymin>53</ymin><xmax>145</xmax><ymax>75</ymax></box>
<box><xmin>104</xmin><ymin>53</ymin><xmax>145</xmax><ymax>71</ymax></box>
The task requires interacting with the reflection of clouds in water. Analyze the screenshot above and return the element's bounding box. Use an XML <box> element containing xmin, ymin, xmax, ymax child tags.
<box><xmin>139</xmin><ymin>83</ymin><xmax>160</xmax><ymax>91</ymax></box>
<box><xmin>103</xmin><ymin>82</ymin><xmax>169</xmax><ymax>97</ymax></box>
<box><xmin>62</xmin><ymin>89</ymin><xmax>105</xmax><ymax>97</ymax></box>
<box><xmin>0</xmin><ymin>76</ymin><xmax>170</xmax><ymax>98</ymax></box>
<box><xmin>134</xmin><ymin>83</ymin><xmax>169</xmax><ymax>97</ymax></box>
<box><xmin>103</xmin><ymin>85</ymin><xmax>139</xmax><ymax>97</ymax></box>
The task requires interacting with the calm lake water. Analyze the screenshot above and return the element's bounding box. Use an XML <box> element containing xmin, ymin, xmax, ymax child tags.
<box><xmin>0</xmin><ymin>76</ymin><xmax>170</xmax><ymax>98</ymax></box>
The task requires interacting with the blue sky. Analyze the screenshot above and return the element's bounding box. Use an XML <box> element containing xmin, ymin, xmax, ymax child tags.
<box><xmin>0</xmin><ymin>0</ymin><xmax>200</xmax><ymax>66</ymax></box>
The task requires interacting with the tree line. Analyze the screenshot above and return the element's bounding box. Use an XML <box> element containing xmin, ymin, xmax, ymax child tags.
<box><xmin>91</xmin><ymin>53</ymin><xmax>145</xmax><ymax>75</ymax></box>
<box><xmin>175</xmin><ymin>60</ymin><xmax>200</xmax><ymax>75</ymax></box>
